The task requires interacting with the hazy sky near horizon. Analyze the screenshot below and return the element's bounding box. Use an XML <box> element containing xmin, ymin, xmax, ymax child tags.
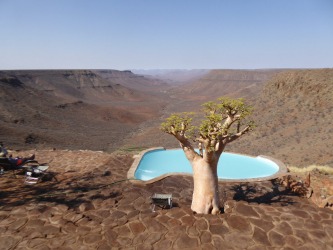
<box><xmin>0</xmin><ymin>0</ymin><xmax>332</xmax><ymax>70</ymax></box>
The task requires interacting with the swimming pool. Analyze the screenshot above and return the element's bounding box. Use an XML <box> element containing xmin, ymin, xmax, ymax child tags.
<box><xmin>128</xmin><ymin>147</ymin><xmax>287</xmax><ymax>182</ymax></box>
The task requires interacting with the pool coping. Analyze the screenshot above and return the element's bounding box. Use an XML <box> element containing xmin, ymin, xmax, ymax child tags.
<box><xmin>127</xmin><ymin>147</ymin><xmax>289</xmax><ymax>185</ymax></box>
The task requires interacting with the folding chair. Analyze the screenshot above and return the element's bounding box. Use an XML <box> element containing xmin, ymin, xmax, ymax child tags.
<box><xmin>151</xmin><ymin>193</ymin><xmax>173</xmax><ymax>212</ymax></box>
<box><xmin>24</xmin><ymin>165</ymin><xmax>50</xmax><ymax>184</ymax></box>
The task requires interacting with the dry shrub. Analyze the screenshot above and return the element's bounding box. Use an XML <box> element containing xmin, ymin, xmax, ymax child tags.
<box><xmin>288</xmin><ymin>165</ymin><xmax>333</xmax><ymax>175</ymax></box>
<box><xmin>278</xmin><ymin>173</ymin><xmax>312</xmax><ymax>198</ymax></box>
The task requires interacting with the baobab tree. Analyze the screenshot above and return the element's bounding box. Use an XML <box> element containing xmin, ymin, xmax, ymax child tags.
<box><xmin>161</xmin><ymin>97</ymin><xmax>254</xmax><ymax>214</ymax></box>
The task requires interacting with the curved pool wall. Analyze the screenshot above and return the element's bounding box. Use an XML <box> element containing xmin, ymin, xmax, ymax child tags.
<box><xmin>127</xmin><ymin>147</ymin><xmax>288</xmax><ymax>184</ymax></box>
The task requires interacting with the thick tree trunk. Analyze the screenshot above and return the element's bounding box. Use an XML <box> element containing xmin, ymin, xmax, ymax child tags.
<box><xmin>190</xmin><ymin>157</ymin><xmax>220</xmax><ymax>214</ymax></box>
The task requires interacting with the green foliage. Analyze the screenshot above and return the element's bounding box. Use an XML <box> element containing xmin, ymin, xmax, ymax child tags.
<box><xmin>199</xmin><ymin>113</ymin><xmax>222</xmax><ymax>138</ymax></box>
<box><xmin>161</xmin><ymin>97</ymin><xmax>254</xmax><ymax>142</ymax></box>
<box><xmin>119</xmin><ymin>146</ymin><xmax>148</xmax><ymax>152</ymax></box>
<box><xmin>202</xmin><ymin>97</ymin><xmax>253</xmax><ymax>117</ymax></box>
<box><xmin>200</xmin><ymin>97</ymin><xmax>253</xmax><ymax>137</ymax></box>
<box><xmin>160</xmin><ymin>112</ymin><xmax>195</xmax><ymax>137</ymax></box>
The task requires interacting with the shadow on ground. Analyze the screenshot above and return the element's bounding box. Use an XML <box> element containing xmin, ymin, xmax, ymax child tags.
<box><xmin>231</xmin><ymin>179</ymin><xmax>297</xmax><ymax>206</ymax></box>
<box><xmin>0</xmin><ymin>169</ymin><xmax>125</xmax><ymax>209</ymax></box>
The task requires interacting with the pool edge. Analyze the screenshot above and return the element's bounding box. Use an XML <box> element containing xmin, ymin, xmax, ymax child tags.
<box><xmin>127</xmin><ymin>147</ymin><xmax>166</xmax><ymax>185</ymax></box>
<box><xmin>127</xmin><ymin>148</ymin><xmax>289</xmax><ymax>185</ymax></box>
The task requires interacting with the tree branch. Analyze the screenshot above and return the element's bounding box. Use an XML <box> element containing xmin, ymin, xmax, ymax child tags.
<box><xmin>227</xmin><ymin>125</ymin><xmax>251</xmax><ymax>143</ymax></box>
<box><xmin>198</xmin><ymin>142</ymin><xmax>203</xmax><ymax>157</ymax></box>
<box><xmin>175</xmin><ymin>133</ymin><xmax>199</xmax><ymax>161</ymax></box>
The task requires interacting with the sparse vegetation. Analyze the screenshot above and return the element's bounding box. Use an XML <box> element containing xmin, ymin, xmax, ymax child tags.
<box><xmin>119</xmin><ymin>146</ymin><xmax>148</xmax><ymax>152</ymax></box>
<box><xmin>288</xmin><ymin>165</ymin><xmax>333</xmax><ymax>175</ymax></box>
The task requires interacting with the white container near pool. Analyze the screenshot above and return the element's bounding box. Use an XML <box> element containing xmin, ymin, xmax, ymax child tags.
<box><xmin>128</xmin><ymin>147</ymin><xmax>287</xmax><ymax>183</ymax></box>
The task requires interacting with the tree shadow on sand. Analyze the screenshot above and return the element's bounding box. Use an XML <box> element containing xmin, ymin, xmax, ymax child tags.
<box><xmin>0</xmin><ymin>169</ymin><xmax>125</xmax><ymax>209</ymax></box>
<box><xmin>230</xmin><ymin>179</ymin><xmax>299</xmax><ymax>206</ymax></box>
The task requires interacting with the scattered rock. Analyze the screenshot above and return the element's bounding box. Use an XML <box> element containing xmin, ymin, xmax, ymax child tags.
<box><xmin>225</xmin><ymin>215</ymin><xmax>252</xmax><ymax>233</ymax></box>
<box><xmin>174</xmin><ymin>233</ymin><xmax>198</xmax><ymax>249</ymax></box>
<box><xmin>78</xmin><ymin>202</ymin><xmax>95</xmax><ymax>212</ymax></box>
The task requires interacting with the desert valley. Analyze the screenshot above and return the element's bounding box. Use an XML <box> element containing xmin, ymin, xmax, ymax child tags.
<box><xmin>1</xmin><ymin>68</ymin><xmax>332</xmax><ymax>167</ymax></box>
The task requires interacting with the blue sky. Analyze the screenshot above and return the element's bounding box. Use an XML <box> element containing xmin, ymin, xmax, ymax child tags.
<box><xmin>0</xmin><ymin>0</ymin><xmax>332</xmax><ymax>70</ymax></box>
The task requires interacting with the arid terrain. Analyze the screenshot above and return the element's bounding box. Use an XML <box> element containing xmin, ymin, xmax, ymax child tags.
<box><xmin>0</xmin><ymin>149</ymin><xmax>331</xmax><ymax>249</ymax></box>
<box><xmin>1</xmin><ymin>68</ymin><xmax>332</xmax><ymax>168</ymax></box>
<box><xmin>1</xmin><ymin>69</ymin><xmax>333</xmax><ymax>249</ymax></box>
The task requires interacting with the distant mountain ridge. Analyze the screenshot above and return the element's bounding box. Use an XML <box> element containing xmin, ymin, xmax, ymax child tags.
<box><xmin>132</xmin><ymin>69</ymin><xmax>210</xmax><ymax>85</ymax></box>
<box><xmin>0</xmin><ymin>70</ymin><xmax>166</xmax><ymax>104</ymax></box>
<box><xmin>94</xmin><ymin>69</ymin><xmax>169</xmax><ymax>92</ymax></box>
<box><xmin>174</xmin><ymin>69</ymin><xmax>285</xmax><ymax>101</ymax></box>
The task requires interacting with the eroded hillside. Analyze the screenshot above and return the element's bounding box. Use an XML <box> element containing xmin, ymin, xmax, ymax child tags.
<box><xmin>0</xmin><ymin>70</ymin><xmax>169</xmax><ymax>151</ymax></box>
<box><xmin>227</xmin><ymin>69</ymin><xmax>333</xmax><ymax>167</ymax></box>
<box><xmin>174</xmin><ymin>69</ymin><xmax>284</xmax><ymax>101</ymax></box>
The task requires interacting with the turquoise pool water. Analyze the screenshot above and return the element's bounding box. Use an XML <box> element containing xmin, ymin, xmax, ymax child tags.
<box><xmin>134</xmin><ymin>149</ymin><xmax>280</xmax><ymax>181</ymax></box>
